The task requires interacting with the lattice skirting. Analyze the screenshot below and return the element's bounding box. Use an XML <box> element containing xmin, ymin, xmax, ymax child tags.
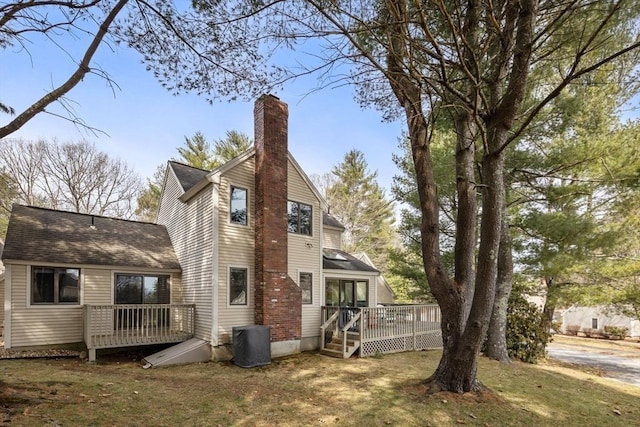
<box><xmin>360</xmin><ymin>331</ymin><xmax>443</xmax><ymax>357</ymax></box>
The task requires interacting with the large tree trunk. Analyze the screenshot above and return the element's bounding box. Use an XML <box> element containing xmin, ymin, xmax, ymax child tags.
<box><xmin>425</xmin><ymin>148</ymin><xmax>505</xmax><ymax>392</ymax></box>
<box><xmin>453</xmin><ymin>110</ymin><xmax>477</xmax><ymax>325</ymax></box>
<box><xmin>382</xmin><ymin>0</ymin><xmax>537</xmax><ymax>393</ymax></box>
<box><xmin>484</xmin><ymin>196</ymin><xmax>514</xmax><ymax>362</ymax></box>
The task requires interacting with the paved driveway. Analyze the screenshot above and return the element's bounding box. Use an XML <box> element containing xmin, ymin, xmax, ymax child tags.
<box><xmin>547</xmin><ymin>338</ymin><xmax>640</xmax><ymax>387</ymax></box>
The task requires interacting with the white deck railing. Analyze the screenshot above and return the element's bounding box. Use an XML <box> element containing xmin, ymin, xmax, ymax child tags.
<box><xmin>321</xmin><ymin>305</ymin><xmax>442</xmax><ymax>357</ymax></box>
<box><xmin>84</xmin><ymin>304</ymin><xmax>195</xmax><ymax>361</ymax></box>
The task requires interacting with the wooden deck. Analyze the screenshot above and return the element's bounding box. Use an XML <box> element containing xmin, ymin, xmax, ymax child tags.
<box><xmin>320</xmin><ymin>305</ymin><xmax>443</xmax><ymax>358</ymax></box>
<box><xmin>84</xmin><ymin>304</ymin><xmax>195</xmax><ymax>361</ymax></box>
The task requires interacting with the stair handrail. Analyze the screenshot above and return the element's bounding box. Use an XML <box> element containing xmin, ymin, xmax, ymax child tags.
<box><xmin>320</xmin><ymin>310</ymin><xmax>340</xmax><ymax>352</ymax></box>
<box><xmin>341</xmin><ymin>311</ymin><xmax>362</xmax><ymax>357</ymax></box>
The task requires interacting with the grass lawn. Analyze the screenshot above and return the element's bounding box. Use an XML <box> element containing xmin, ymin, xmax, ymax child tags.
<box><xmin>1</xmin><ymin>348</ymin><xmax>639</xmax><ymax>426</ymax></box>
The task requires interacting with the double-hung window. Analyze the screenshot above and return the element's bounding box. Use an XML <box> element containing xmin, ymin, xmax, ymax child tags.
<box><xmin>31</xmin><ymin>267</ymin><xmax>80</xmax><ymax>304</ymax></box>
<box><xmin>287</xmin><ymin>201</ymin><xmax>312</xmax><ymax>235</ymax></box>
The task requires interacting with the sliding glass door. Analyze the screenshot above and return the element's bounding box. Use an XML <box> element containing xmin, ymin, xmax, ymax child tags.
<box><xmin>325</xmin><ymin>279</ymin><xmax>368</xmax><ymax>307</ymax></box>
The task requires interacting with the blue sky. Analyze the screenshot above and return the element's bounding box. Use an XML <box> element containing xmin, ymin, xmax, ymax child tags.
<box><xmin>0</xmin><ymin>29</ymin><xmax>406</xmax><ymax>195</ymax></box>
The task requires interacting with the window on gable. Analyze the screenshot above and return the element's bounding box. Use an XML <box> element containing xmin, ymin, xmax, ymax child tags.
<box><xmin>31</xmin><ymin>267</ymin><xmax>80</xmax><ymax>304</ymax></box>
<box><xmin>299</xmin><ymin>272</ymin><xmax>313</xmax><ymax>304</ymax></box>
<box><xmin>287</xmin><ymin>201</ymin><xmax>312</xmax><ymax>235</ymax></box>
<box><xmin>230</xmin><ymin>186</ymin><xmax>248</xmax><ymax>225</ymax></box>
<box><xmin>230</xmin><ymin>267</ymin><xmax>248</xmax><ymax>305</ymax></box>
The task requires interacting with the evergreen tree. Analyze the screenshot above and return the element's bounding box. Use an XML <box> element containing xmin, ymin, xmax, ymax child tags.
<box><xmin>177</xmin><ymin>132</ymin><xmax>216</xmax><ymax>170</ymax></box>
<box><xmin>136</xmin><ymin>131</ymin><xmax>252</xmax><ymax>222</ymax></box>
<box><xmin>211</xmin><ymin>131</ymin><xmax>252</xmax><ymax>166</ymax></box>
<box><xmin>326</xmin><ymin>150</ymin><xmax>395</xmax><ymax>270</ymax></box>
<box><xmin>135</xmin><ymin>165</ymin><xmax>166</xmax><ymax>223</ymax></box>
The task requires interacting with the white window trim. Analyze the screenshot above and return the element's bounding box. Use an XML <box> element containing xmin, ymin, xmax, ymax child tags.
<box><xmin>298</xmin><ymin>270</ymin><xmax>314</xmax><ymax>306</ymax></box>
<box><xmin>229</xmin><ymin>184</ymin><xmax>249</xmax><ymax>227</ymax></box>
<box><xmin>112</xmin><ymin>272</ymin><xmax>173</xmax><ymax>305</ymax></box>
<box><xmin>227</xmin><ymin>265</ymin><xmax>250</xmax><ymax>308</ymax></box>
<box><xmin>26</xmin><ymin>264</ymin><xmax>83</xmax><ymax>308</ymax></box>
<box><xmin>287</xmin><ymin>200</ymin><xmax>313</xmax><ymax>236</ymax></box>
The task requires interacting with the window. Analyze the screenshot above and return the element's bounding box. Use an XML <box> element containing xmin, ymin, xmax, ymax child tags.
<box><xmin>299</xmin><ymin>272</ymin><xmax>313</xmax><ymax>304</ymax></box>
<box><xmin>115</xmin><ymin>274</ymin><xmax>170</xmax><ymax>304</ymax></box>
<box><xmin>114</xmin><ymin>274</ymin><xmax>170</xmax><ymax>329</ymax></box>
<box><xmin>287</xmin><ymin>201</ymin><xmax>312</xmax><ymax>235</ymax></box>
<box><xmin>229</xmin><ymin>267</ymin><xmax>248</xmax><ymax>305</ymax></box>
<box><xmin>31</xmin><ymin>267</ymin><xmax>80</xmax><ymax>304</ymax></box>
<box><xmin>230</xmin><ymin>186</ymin><xmax>248</xmax><ymax>225</ymax></box>
<box><xmin>325</xmin><ymin>279</ymin><xmax>368</xmax><ymax>307</ymax></box>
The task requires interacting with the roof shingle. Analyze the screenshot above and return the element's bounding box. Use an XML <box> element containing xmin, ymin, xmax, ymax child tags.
<box><xmin>169</xmin><ymin>161</ymin><xmax>209</xmax><ymax>192</ymax></box>
<box><xmin>2</xmin><ymin>205</ymin><xmax>181</xmax><ymax>270</ymax></box>
<box><xmin>322</xmin><ymin>249</ymin><xmax>379</xmax><ymax>273</ymax></box>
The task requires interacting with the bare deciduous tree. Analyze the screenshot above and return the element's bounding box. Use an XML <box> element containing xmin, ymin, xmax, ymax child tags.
<box><xmin>0</xmin><ymin>138</ymin><xmax>142</xmax><ymax>219</ymax></box>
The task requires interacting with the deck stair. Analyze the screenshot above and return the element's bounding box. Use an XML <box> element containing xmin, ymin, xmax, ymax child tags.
<box><xmin>320</xmin><ymin>332</ymin><xmax>360</xmax><ymax>358</ymax></box>
<box><xmin>320</xmin><ymin>305</ymin><xmax>443</xmax><ymax>359</ymax></box>
<box><xmin>319</xmin><ymin>309</ymin><xmax>362</xmax><ymax>359</ymax></box>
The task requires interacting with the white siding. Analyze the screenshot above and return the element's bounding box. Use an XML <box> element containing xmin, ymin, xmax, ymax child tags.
<box><xmin>562</xmin><ymin>305</ymin><xmax>640</xmax><ymax>337</ymax></box>
<box><xmin>9</xmin><ymin>264</ymin><xmax>83</xmax><ymax>348</ymax></box>
<box><xmin>0</xmin><ymin>275</ymin><xmax>4</xmax><ymax>328</ymax></box>
<box><xmin>287</xmin><ymin>160</ymin><xmax>322</xmax><ymax>339</ymax></box>
<box><xmin>83</xmin><ymin>269</ymin><xmax>112</xmax><ymax>304</ymax></box>
<box><xmin>322</xmin><ymin>228</ymin><xmax>342</xmax><ymax>250</ymax></box>
<box><xmin>157</xmin><ymin>170</ymin><xmax>213</xmax><ymax>341</ymax></box>
<box><xmin>217</xmin><ymin>158</ymin><xmax>255</xmax><ymax>343</ymax></box>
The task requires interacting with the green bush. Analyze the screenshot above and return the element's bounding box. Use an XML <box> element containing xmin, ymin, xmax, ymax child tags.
<box><xmin>505</xmin><ymin>293</ymin><xmax>551</xmax><ymax>363</ymax></box>
<box><xmin>604</xmin><ymin>325</ymin><xmax>629</xmax><ymax>338</ymax></box>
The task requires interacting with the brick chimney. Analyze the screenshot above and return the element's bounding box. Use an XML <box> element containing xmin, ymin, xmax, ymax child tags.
<box><xmin>254</xmin><ymin>95</ymin><xmax>302</xmax><ymax>345</ymax></box>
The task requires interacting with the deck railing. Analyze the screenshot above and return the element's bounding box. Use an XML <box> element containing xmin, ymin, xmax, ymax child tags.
<box><xmin>321</xmin><ymin>304</ymin><xmax>442</xmax><ymax>357</ymax></box>
<box><xmin>84</xmin><ymin>304</ymin><xmax>195</xmax><ymax>361</ymax></box>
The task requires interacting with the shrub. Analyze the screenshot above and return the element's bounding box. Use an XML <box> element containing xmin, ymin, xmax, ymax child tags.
<box><xmin>582</xmin><ymin>328</ymin><xmax>602</xmax><ymax>338</ymax></box>
<box><xmin>565</xmin><ymin>325</ymin><xmax>580</xmax><ymax>336</ymax></box>
<box><xmin>604</xmin><ymin>325</ymin><xmax>629</xmax><ymax>338</ymax></box>
<box><xmin>504</xmin><ymin>293</ymin><xmax>551</xmax><ymax>364</ymax></box>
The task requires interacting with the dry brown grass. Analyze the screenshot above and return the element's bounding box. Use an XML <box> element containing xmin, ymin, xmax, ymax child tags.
<box><xmin>1</xmin><ymin>349</ymin><xmax>639</xmax><ymax>426</ymax></box>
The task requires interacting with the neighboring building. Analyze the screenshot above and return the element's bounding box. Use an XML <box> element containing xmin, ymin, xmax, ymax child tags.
<box><xmin>558</xmin><ymin>305</ymin><xmax>640</xmax><ymax>338</ymax></box>
<box><xmin>0</xmin><ymin>95</ymin><xmax>385</xmax><ymax>360</ymax></box>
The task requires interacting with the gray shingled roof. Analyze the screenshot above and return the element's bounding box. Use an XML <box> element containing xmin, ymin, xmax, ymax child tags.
<box><xmin>2</xmin><ymin>205</ymin><xmax>181</xmax><ymax>270</ymax></box>
<box><xmin>323</xmin><ymin>249</ymin><xmax>379</xmax><ymax>273</ymax></box>
<box><xmin>323</xmin><ymin>212</ymin><xmax>345</xmax><ymax>230</ymax></box>
<box><xmin>169</xmin><ymin>161</ymin><xmax>209</xmax><ymax>192</ymax></box>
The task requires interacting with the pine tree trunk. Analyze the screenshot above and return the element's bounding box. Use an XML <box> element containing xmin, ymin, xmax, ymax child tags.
<box><xmin>485</xmin><ymin>197</ymin><xmax>514</xmax><ymax>363</ymax></box>
<box><xmin>540</xmin><ymin>277</ymin><xmax>556</xmax><ymax>351</ymax></box>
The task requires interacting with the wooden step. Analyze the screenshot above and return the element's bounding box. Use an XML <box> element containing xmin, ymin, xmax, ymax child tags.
<box><xmin>320</xmin><ymin>348</ymin><xmax>344</xmax><ymax>358</ymax></box>
<box><xmin>326</xmin><ymin>340</ymin><xmax>357</xmax><ymax>349</ymax></box>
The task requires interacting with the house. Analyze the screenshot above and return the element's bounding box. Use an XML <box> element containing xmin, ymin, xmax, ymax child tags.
<box><xmin>154</xmin><ymin>94</ymin><xmax>386</xmax><ymax>360</ymax></box>
<box><xmin>558</xmin><ymin>305</ymin><xmax>640</xmax><ymax>338</ymax></box>
<box><xmin>1</xmin><ymin>94</ymin><xmax>402</xmax><ymax>361</ymax></box>
<box><xmin>0</xmin><ymin>205</ymin><xmax>185</xmax><ymax>356</ymax></box>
